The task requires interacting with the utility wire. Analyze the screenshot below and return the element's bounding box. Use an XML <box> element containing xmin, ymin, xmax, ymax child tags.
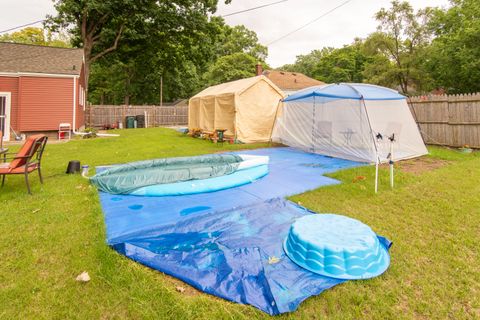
<box><xmin>266</xmin><ymin>0</ymin><xmax>354</xmax><ymax>46</ymax></box>
<box><xmin>221</xmin><ymin>0</ymin><xmax>288</xmax><ymax>17</ymax></box>
<box><xmin>0</xmin><ymin>19</ymin><xmax>45</xmax><ymax>34</ymax></box>
<box><xmin>1</xmin><ymin>1</ymin><xmax>289</xmax><ymax>34</ymax></box>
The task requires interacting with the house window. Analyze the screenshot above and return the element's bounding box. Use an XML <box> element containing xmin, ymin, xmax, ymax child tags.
<box><xmin>79</xmin><ymin>85</ymin><xmax>83</xmax><ymax>107</ymax></box>
<box><xmin>83</xmin><ymin>87</ymin><xmax>86</xmax><ymax>110</ymax></box>
<box><xmin>79</xmin><ymin>85</ymin><xmax>86</xmax><ymax>110</ymax></box>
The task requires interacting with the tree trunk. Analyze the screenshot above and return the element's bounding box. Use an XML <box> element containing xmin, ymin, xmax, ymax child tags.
<box><xmin>80</xmin><ymin>10</ymin><xmax>124</xmax><ymax>106</ymax></box>
<box><xmin>82</xmin><ymin>39</ymin><xmax>92</xmax><ymax>104</ymax></box>
<box><xmin>124</xmin><ymin>67</ymin><xmax>131</xmax><ymax>105</ymax></box>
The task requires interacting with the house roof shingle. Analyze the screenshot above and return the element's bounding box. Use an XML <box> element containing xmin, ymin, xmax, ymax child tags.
<box><xmin>263</xmin><ymin>70</ymin><xmax>325</xmax><ymax>91</ymax></box>
<box><xmin>0</xmin><ymin>42</ymin><xmax>83</xmax><ymax>75</ymax></box>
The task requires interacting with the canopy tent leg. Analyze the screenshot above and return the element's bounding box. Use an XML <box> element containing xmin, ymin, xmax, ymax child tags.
<box><xmin>390</xmin><ymin>160</ymin><xmax>394</xmax><ymax>188</ymax></box>
<box><xmin>375</xmin><ymin>158</ymin><xmax>379</xmax><ymax>194</ymax></box>
<box><xmin>388</xmin><ymin>134</ymin><xmax>395</xmax><ymax>188</ymax></box>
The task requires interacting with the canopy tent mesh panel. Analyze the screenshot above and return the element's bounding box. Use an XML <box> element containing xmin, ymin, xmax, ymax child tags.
<box><xmin>272</xmin><ymin>83</ymin><xmax>427</xmax><ymax>163</ymax></box>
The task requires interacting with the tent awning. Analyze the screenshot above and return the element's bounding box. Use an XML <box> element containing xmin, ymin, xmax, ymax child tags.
<box><xmin>283</xmin><ymin>83</ymin><xmax>405</xmax><ymax>102</ymax></box>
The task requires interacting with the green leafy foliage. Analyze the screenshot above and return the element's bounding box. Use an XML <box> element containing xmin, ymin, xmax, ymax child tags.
<box><xmin>312</xmin><ymin>41</ymin><xmax>368</xmax><ymax>83</ymax></box>
<box><xmin>0</xmin><ymin>27</ymin><xmax>71</xmax><ymax>47</ymax></box>
<box><xmin>425</xmin><ymin>0</ymin><xmax>480</xmax><ymax>93</ymax></box>
<box><xmin>279</xmin><ymin>49</ymin><xmax>325</xmax><ymax>77</ymax></box>
<box><xmin>45</xmin><ymin>0</ymin><xmax>266</xmax><ymax>104</ymax></box>
<box><xmin>364</xmin><ymin>1</ymin><xmax>434</xmax><ymax>94</ymax></box>
<box><xmin>216</xmin><ymin>25</ymin><xmax>268</xmax><ymax>61</ymax></box>
<box><xmin>281</xmin><ymin>0</ymin><xmax>480</xmax><ymax>95</ymax></box>
<box><xmin>87</xmin><ymin>19</ymin><xmax>268</xmax><ymax>103</ymax></box>
<box><xmin>46</xmin><ymin>0</ymin><xmax>227</xmax><ymax>97</ymax></box>
<box><xmin>203</xmin><ymin>52</ymin><xmax>268</xmax><ymax>86</ymax></box>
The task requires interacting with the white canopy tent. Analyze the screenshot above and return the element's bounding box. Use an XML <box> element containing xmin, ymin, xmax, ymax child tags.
<box><xmin>271</xmin><ymin>83</ymin><xmax>428</xmax><ymax>191</ymax></box>
<box><xmin>189</xmin><ymin>76</ymin><xmax>285</xmax><ymax>143</ymax></box>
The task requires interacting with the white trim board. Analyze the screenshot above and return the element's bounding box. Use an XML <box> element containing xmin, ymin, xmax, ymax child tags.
<box><xmin>0</xmin><ymin>92</ymin><xmax>11</xmax><ymax>141</ymax></box>
<box><xmin>0</xmin><ymin>72</ymin><xmax>79</xmax><ymax>79</ymax></box>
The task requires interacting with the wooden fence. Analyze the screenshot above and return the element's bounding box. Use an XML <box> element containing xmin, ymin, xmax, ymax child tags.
<box><xmin>87</xmin><ymin>94</ymin><xmax>480</xmax><ymax>148</ymax></box>
<box><xmin>408</xmin><ymin>93</ymin><xmax>480</xmax><ymax>148</ymax></box>
<box><xmin>86</xmin><ymin>105</ymin><xmax>188</xmax><ymax>128</ymax></box>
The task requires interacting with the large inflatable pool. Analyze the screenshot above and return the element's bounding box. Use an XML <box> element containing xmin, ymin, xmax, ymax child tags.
<box><xmin>91</xmin><ymin>154</ymin><xmax>269</xmax><ymax>196</ymax></box>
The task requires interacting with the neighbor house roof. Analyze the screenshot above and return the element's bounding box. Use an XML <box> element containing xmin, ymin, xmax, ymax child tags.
<box><xmin>191</xmin><ymin>75</ymin><xmax>285</xmax><ymax>99</ymax></box>
<box><xmin>0</xmin><ymin>42</ymin><xmax>83</xmax><ymax>75</ymax></box>
<box><xmin>262</xmin><ymin>70</ymin><xmax>325</xmax><ymax>91</ymax></box>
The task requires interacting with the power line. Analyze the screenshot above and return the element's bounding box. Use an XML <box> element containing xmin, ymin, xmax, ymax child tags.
<box><xmin>0</xmin><ymin>1</ymin><xmax>288</xmax><ymax>34</ymax></box>
<box><xmin>266</xmin><ymin>0</ymin><xmax>354</xmax><ymax>46</ymax></box>
<box><xmin>221</xmin><ymin>0</ymin><xmax>288</xmax><ymax>17</ymax></box>
<box><xmin>0</xmin><ymin>19</ymin><xmax>45</xmax><ymax>34</ymax></box>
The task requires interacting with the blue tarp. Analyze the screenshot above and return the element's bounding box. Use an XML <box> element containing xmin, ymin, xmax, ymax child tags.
<box><xmin>283</xmin><ymin>83</ymin><xmax>405</xmax><ymax>102</ymax></box>
<box><xmin>97</xmin><ymin>147</ymin><xmax>391</xmax><ymax>314</ymax></box>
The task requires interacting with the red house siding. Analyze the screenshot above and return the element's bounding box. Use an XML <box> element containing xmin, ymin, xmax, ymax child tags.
<box><xmin>0</xmin><ymin>71</ymin><xmax>85</xmax><ymax>136</ymax></box>
<box><xmin>18</xmin><ymin>76</ymin><xmax>75</xmax><ymax>131</ymax></box>
<box><xmin>0</xmin><ymin>76</ymin><xmax>19</xmax><ymax>130</ymax></box>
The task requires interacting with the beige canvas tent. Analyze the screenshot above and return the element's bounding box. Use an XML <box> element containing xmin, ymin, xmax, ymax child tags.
<box><xmin>189</xmin><ymin>75</ymin><xmax>285</xmax><ymax>143</ymax></box>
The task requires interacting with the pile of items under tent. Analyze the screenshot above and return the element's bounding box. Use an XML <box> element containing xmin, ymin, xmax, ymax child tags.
<box><xmin>188</xmin><ymin>75</ymin><xmax>285</xmax><ymax>143</ymax></box>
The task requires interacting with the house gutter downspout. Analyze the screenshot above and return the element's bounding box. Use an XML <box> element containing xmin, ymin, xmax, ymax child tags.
<box><xmin>72</xmin><ymin>76</ymin><xmax>77</xmax><ymax>133</ymax></box>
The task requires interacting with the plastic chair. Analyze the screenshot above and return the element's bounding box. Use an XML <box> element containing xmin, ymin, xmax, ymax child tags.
<box><xmin>58</xmin><ymin>123</ymin><xmax>71</xmax><ymax>140</ymax></box>
<box><xmin>0</xmin><ymin>135</ymin><xmax>48</xmax><ymax>194</ymax></box>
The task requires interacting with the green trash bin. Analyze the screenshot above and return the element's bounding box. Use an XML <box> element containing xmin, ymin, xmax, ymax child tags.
<box><xmin>126</xmin><ymin>116</ymin><xmax>135</xmax><ymax>129</ymax></box>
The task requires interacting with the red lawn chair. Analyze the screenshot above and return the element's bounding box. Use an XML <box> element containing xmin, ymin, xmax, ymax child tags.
<box><xmin>0</xmin><ymin>134</ymin><xmax>48</xmax><ymax>194</ymax></box>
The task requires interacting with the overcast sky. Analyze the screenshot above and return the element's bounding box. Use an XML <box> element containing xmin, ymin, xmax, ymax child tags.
<box><xmin>0</xmin><ymin>0</ymin><xmax>450</xmax><ymax>67</ymax></box>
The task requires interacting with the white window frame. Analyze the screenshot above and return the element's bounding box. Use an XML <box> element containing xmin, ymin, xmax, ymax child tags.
<box><xmin>0</xmin><ymin>92</ymin><xmax>12</xmax><ymax>141</ymax></box>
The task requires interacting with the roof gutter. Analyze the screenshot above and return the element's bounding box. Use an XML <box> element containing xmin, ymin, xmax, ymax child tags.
<box><xmin>0</xmin><ymin>71</ymin><xmax>80</xmax><ymax>78</ymax></box>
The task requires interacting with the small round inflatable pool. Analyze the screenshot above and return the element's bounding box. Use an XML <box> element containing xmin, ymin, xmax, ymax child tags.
<box><xmin>284</xmin><ymin>214</ymin><xmax>390</xmax><ymax>280</ymax></box>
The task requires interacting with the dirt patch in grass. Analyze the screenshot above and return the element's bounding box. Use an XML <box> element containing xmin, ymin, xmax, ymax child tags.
<box><xmin>392</xmin><ymin>157</ymin><xmax>450</xmax><ymax>175</ymax></box>
<box><xmin>164</xmin><ymin>273</ymin><xmax>200</xmax><ymax>297</ymax></box>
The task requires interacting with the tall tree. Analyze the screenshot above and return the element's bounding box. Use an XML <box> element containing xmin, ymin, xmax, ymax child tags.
<box><xmin>47</xmin><ymin>0</ymin><xmax>144</xmax><ymax>94</ymax></box>
<box><xmin>425</xmin><ymin>0</ymin><xmax>480</xmax><ymax>93</ymax></box>
<box><xmin>46</xmin><ymin>0</ymin><xmax>226</xmax><ymax>98</ymax></box>
<box><xmin>364</xmin><ymin>1</ymin><xmax>433</xmax><ymax>94</ymax></box>
<box><xmin>87</xmin><ymin>16</ymin><xmax>268</xmax><ymax>104</ymax></box>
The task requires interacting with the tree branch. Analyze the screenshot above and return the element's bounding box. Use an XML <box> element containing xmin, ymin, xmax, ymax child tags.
<box><xmin>81</xmin><ymin>10</ymin><xmax>87</xmax><ymax>40</ymax></box>
<box><xmin>89</xmin><ymin>24</ymin><xmax>125</xmax><ymax>63</ymax></box>
<box><xmin>87</xmin><ymin>13</ymin><xmax>109</xmax><ymax>41</ymax></box>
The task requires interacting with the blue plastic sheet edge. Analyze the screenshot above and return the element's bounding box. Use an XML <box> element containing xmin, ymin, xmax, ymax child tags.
<box><xmin>96</xmin><ymin>148</ymin><xmax>391</xmax><ymax>315</ymax></box>
<box><xmin>108</xmin><ymin>198</ymin><xmax>392</xmax><ymax>315</ymax></box>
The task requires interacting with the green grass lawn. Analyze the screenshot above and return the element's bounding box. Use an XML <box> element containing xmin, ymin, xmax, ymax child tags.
<box><xmin>0</xmin><ymin>127</ymin><xmax>478</xmax><ymax>319</ymax></box>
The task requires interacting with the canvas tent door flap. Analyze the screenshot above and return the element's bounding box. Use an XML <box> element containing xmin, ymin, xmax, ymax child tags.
<box><xmin>188</xmin><ymin>76</ymin><xmax>285</xmax><ymax>143</ymax></box>
<box><xmin>272</xmin><ymin>83</ymin><xmax>428</xmax><ymax>163</ymax></box>
<box><xmin>199</xmin><ymin>96</ymin><xmax>215</xmax><ymax>132</ymax></box>
<box><xmin>214</xmin><ymin>94</ymin><xmax>235</xmax><ymax>135</ymax></box>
